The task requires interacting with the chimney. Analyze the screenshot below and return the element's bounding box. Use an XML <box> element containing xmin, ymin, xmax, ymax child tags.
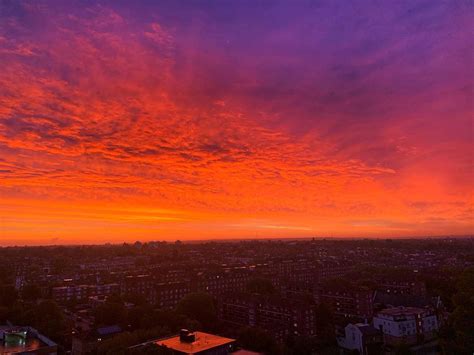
<box><xmin>179</xmin><ymin>329</ymin><xmax>195</xmax><ymax>343</ymax></box>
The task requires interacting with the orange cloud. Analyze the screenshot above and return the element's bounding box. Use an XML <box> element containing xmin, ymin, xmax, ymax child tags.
<box><xmin>0</xmin><ymin>2</ymin><xmax>472</xmax><ymax>245</ymax></box>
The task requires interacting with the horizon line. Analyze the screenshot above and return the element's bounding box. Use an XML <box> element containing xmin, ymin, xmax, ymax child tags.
<box><xmin>1</xmin><ymin>235</ymin><xmax>473</xmax><ymax>248</ymax></box>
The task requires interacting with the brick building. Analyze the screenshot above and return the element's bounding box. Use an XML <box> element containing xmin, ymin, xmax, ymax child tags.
<box><xmin>219</xmin><ymin>293</ymin><xmax>316</xmax><ymax>340</ymax></box>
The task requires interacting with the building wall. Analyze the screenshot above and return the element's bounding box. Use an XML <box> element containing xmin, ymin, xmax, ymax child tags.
<box><xmin>219</xmin><ymin>296</ymin><xmax>315</xmax><ymax>340</ymax></box>
<box><xmin>373</xmin><ymin>317</ymin><xmax>417</xmax><ymax>338</ymax></box>
<box><xmin>373</xmin><ymin>309</ymin><xmax>439</xmax><ymax>346</ymax></box>
<box><xmin>341</xmin><ymin>324</ymin><xmax>364</xmax><ymax>354</ymax></box>
<box><xmin>320</xmin><ymin>289</ymin><xmax>373</xmax><ymax>322</ymax></box>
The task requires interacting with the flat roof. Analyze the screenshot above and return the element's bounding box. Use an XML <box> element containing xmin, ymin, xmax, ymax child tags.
<box><xmin>378</xmin><ymin>306</ymin><xmax>427</xmax><ymax>316</ymax></box>
<box><xmin>156</xmin><ymin>331</ymin><xmax>235</xmax><ymax>354</ymax></box>
<box><xmin>0</xmin><ymin>327</ymin><xmax>54</xmax><ymax>354</ymax></box>
<box><xmin>353</xmin><ymin>324</ymin><xmax>380</xmax><ymax>336</ymax></box>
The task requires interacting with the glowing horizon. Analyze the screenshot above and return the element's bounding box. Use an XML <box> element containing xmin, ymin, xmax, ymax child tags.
<box><xmin>1</xmin><ymin>1</ymin><xmax>472</xmax><ymax>245</ymax></box>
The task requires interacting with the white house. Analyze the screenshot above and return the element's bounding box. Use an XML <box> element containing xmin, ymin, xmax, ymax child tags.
<box><xmin>373</xmin><ymin>306</ymin><xmax>438</xmax><ymax>346</ymax></box>
<box><xmin>337</xmin><ymin>323</ymin><xmax>382</xmax><ymax>355</ymax></box>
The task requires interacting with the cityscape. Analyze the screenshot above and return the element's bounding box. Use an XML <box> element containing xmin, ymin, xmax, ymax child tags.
<box><xmin>0</xmin><ymin>238</ymin><xmax>473</xmax><ymax>354</ymax></box>
<box><xmin>0</xmin><ymin>0</ymin><xmax>473</xmax><ymax>354</ymax></box>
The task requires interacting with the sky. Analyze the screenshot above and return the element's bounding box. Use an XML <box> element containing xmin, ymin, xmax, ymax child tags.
<box><xmin>0</xmin><ymin>0</ymin><xmax>472</xmax><ymax>245</ymax></box>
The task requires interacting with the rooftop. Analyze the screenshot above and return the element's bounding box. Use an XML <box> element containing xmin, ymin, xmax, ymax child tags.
<box><xmin>96</xmin><ymin>325</ymin><xmax>122</xmax><ymax>336</ymax></box>
<box><xmin>156</xmin><ymin>331</ymin><xmax>235</xmax><ymax>354</ymax></box>
<box><xmin>378</xmin><ymin>306</ymin><xmax>429</xmax><ymax>317</ymax></box>
<box><xmin>0</xmin><ymin>326</ymin><xmax>57</xmax><ymax>355</ymax></box>
<box><xmin>353</xmin><ymin>324</ymin><xmax>380</xmax><ymax>336</ymax></box>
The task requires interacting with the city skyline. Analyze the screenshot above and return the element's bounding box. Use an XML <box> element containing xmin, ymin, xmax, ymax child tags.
<box><xmin>1</xmin><ymin>0</ymin><xmax>472</xmax><ymax>245</ymax></box>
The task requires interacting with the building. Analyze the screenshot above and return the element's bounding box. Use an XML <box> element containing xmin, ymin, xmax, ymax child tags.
<box><xmin>377</xmin><ymin>280</ymin><xmax>427</xmax><ymax>297</ymax></box>
<box><xmin>52</xmin><ymin>283</ymin><xmax>119</xmax><ymax>303</ymax></box>
<box><xmin>121</xmin><ymin>274</ymin><xmax>154</xmax><ymax>302</ymax></box>
<box><xmin>196</xmin><ymin>270</ymin><xmax>251</xmax><ymax>297</ymax></box>
<box><xmin>374</xmin><ymin>280</ymin><xmax>430</xmax><ymax>308</ymax></box>
<box><xmin>337</xmin><ymin>323</ymin><xmax>383</xmax><ymax>355</ymax></box>
<box><xmin>317</xmin><ymin>264</ymin><xmax>353</xmax><ymax>282</ymax></box>
<box><xmin>373</xmin><ymin>306</ymin><xmax>438</xmax><ymax>347</ymax></box>
<box><xmin>131</xmin><ymin>330</ymin><xmax>236</xmax><ymax>355</ymax></box>
<box><xmin>319</xmin><ymin>288</ymin><xmax>374</xmax><ymax>324</ymax></box>
<box><xmin>79</xmin><ymin>257</ymin><xmax>136</xmax><ymax>272</ymax></box>
<box><xmin>154</xmin><ymin>281</ymin><xmax>191</xmax><ymax>309</ymax></box>
<box><xmin>0</xmin><ymin>326</ymin><xmax>57</xmax><ymax>354</ymax></box>
<box><xmin>219</xmin><ymin>293</ymin><xmax>316</xmax><ymax>340</ymax></box>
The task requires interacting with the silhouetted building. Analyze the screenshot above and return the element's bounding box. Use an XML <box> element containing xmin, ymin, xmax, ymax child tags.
<box><xmin>219</xmin><ymin>293</ymin><xmax>316</xmax><ymax>340</ymax></box>
<box><xmin>320</xmin><ymin>288</ymin><xmax>374</xmax><ymax>324</ymax></box>
<box><xmin>154</xmin><ymin>281</ymin><xmax>191</xmax><ymax>309</ymax></box>
<box><xmin>52</xmin><ymin>283</ymin><xmax>119</xmax><ymax>303</ymax></box>
<box><xmin>121</xmin><ymin>275</ymin><xmax>154</xmax><ymax>302</ymax></box>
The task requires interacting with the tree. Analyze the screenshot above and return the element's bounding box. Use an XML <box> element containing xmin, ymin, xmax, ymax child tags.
<box><xmin>97</xmin><ymin>331</ymin><xmax>136</xmax><ymax>355</ymax></box>
<box><xmin>446</xmin><ymin>267</ymin><xmax>474</xmax><ymax>353</ymax></box>
<box><xmin>95</xmin><ymin>298</ymin><xmax>127</xmax><ymax>326</ymax></box>
<box><xmin>0</xmin><ymin>284</ymin><xmax>17</xmax><ymax>307</ymax></box>
<box><xmin>127</xmin><ymin>305</ymin><xmax>156</xmax><ymax>330</ymax></box>
<box><xmin>25</xmin><ymin>300</ymin><xmax>65</xmax><ymax>341</ymax></box>
<box><xmin>97</xmin><ymin>326</ymin><xmax>169</xmax><ymax>354</ymax></box>
<box><xmin>21</xmin><ymin>284</ymin><xmax>41</xmax><ymax>301</ymax></box>
<box><xmin>0</xmin><ymin>306</ymin><xmax>10</xmax><ymax>323</ymax></box>
<box><xmin>52</xmin><ymin>256</ymin><xmax>69</xmax><ymax>273</ymax></box>
<box><xmin>284</xmin><ymin>335</ymin><xmax>316</xmax><ymax>355</ymax></box>
<box><xmin>176</xmin><ymin>293</ymin><xmax>217</xmax><ymax>330</ymax></box>
<box><xmin>315</xmin><ymin>303</ymin><xmax>335</xmax><ymax>345</ymax></box>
